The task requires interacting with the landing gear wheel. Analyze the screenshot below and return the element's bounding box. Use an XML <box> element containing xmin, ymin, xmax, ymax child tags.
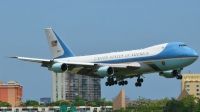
<box><xmin>179</xmin><ymin>75</ymin><xmax>182</xmax><ymax>79</ymax></box>
<box><xmin>114</xmin><ymin>80</ymin><xmax>118</xmax><ymax>85</ymax></box>
<box><xmin>137</xmin><ymin>78</ymin><xmax>140</xmax><ymax>82</ymax></box>
<box><xmin>176</xmin><ymin>75</ymin><xmax>182</xmax><ymax>79</ymax></box>
<box><xmin>124</xmin><ymin>80</ymin><xmax>128</xmax><ymax>85</ymax></box>
<box><xmin>135</xmin><ymin>82</ymin><xmax>138</xmax><ymax>87</ymax></box>
<box><xmin>138</xmin><ymin>83</ymin><xmax>141</xmax><ymax>87</ymax></box>
<box><xmin>121</xmin><ymin>81</ymin><xmax>124</xmax><ymax>86</ymax></box>
<box><xmin>135</xmin><ymin>82</ymin><xmax>141</xmax><ymax>87</ymax></box>
<box><xmin>140</xmin><ymin>78</ymin><xmax>143</xmax><ymax>82</ymax></box>
<box><xmin>105</xmin><ymin>82</ymin><xmax>108</xmax><ymax>86</ymax></box>
<box><xmin>118</xmin><ymin>82</ymin><xmax>121</xmax><ymax>86</ymax></box>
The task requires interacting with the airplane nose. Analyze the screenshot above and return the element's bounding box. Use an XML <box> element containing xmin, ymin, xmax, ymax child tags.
<box><xmin>192</xmin><ymin>49</ymin><xmax>199</xmax><ymax>58</ymax></box>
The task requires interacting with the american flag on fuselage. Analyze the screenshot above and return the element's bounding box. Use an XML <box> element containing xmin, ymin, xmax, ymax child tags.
<box><xmin>51</xmin><ymin>40</ymin><xmax>57</xmax><ymax>47</ymax></box>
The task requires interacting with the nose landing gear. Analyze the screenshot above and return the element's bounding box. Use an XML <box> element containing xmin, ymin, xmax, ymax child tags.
<box><xmin>173</xmin><ymin>70</ymin><xmax>182</xmax><ymax>80</ymax></box>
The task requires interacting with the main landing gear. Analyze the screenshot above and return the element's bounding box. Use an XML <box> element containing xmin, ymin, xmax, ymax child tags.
<box><xmin>135</xmin><ymin>76</ymin><xmax>144</xmax><ymax>87</ymax></box>
<box><xmin>173</xmin><ymin>70</ymin><xmax>182</xmax><ymax>80</ymax></box>
<box><xmin>105</xmin><ymin>77</ymin><xmax>117</xmax><ymax>86</ymax></box>
<box><xmin>118</xmin><ymin>80</ymin><xmax>128</xmax><ymax>86</ymax></box>
<box><xmin>105</xmin><ymin>77</ymin><xmax>128</xmax><ymax>86</ymax></box>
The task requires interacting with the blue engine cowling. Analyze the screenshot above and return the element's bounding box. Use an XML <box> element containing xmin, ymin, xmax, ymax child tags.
<box><xmin>159</xmin><ymin>71</ymin><xmax>175</xmax><ymax>78</ymax></box>
<box><xmin>51</xmin><ymin>63</ymin><xmax>68</xmax><ymax>73</ymax></box>
<box><xmin>97</xmin><ymin>66</ymin><xmax>114</xmax><ymax>77</ymax></box>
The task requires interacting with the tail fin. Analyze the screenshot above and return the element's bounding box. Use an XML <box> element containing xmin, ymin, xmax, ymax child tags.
<box><xmin>45</xmin><ymin>28</ymin><xmax>75</xmax><ymax>59</ymax></box>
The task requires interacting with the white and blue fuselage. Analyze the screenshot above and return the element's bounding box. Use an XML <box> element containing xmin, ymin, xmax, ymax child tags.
<box><xmin>55</xmin><ymin>42</ymin><xmax>198</xmax><ymax>76</ymax></box>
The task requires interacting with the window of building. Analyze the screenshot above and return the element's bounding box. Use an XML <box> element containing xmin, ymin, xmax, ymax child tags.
<box><xmin>197</xmin><ymin>89</ymin><xmax>199</xmax><ymax>92</ymax></box>
<box><xmin>197</xmin><ymin>85</ymin><xmax>199</xmax><ymax>87</ymax></box>
<box><xmin>186</xmin><ymin>85</ymin><xmax>190</xmax><ymax>88</ymax></box>
<box><xmin>187</xmin><ymin>89</ymin><xmax>190</xmax><ymax>92</ymax></box>
<box><xmin>197</xmin><ymin>93</ymin><xmax>200</xmax><ymax>96</ymax></box>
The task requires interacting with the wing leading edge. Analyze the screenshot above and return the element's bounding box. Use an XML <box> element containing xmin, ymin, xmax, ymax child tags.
<box><xmin>10</xmin><ymin>56</ymin><xmax>141</xmax><ymax>77</ymax></box>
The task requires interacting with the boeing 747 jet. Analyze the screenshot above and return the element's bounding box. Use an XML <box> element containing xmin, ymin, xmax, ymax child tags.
<box><xmin>11</xmin><ymin>28</ymin><xmax>199</xmax><ymax>87</ymax></box>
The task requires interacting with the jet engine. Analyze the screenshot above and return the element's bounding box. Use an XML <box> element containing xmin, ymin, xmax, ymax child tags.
<box><xmin>97</xmin><ymin>66</ymin><xmax>114</xmax><ymax>77</ymax></box>
<box><xmin>51</xmin><ymin>63</ymin><xmax>68</xmax><ymax>73</ymax></box>
<box><xmin>159</xmin><ymin>71</ymin><xmax>175</xmax><ymax>78</ymax></box>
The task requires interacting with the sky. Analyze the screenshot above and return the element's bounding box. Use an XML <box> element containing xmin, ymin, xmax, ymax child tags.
<box><xmin>0</xmin><ymin>1</ymin><xmax>200</xmax><ymax>102</ymax></box>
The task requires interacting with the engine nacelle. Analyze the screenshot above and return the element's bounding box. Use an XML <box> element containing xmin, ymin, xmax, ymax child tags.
<box><xmin>159</xmin><ymin>71</ymin><xmax>175</xmax><ymax>78</ymax></box>
<box><xmin>51</xmin><ymin>63</ymin><xmax>68</xmax><ymax>73</ymax></box>
<box><xmin>97</xmin><ymin>66</ymin><xmax>114</xmax><ymax>77</ymax></box>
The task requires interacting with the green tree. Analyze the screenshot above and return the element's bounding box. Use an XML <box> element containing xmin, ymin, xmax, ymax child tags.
<box><xmin>74</xmin><ymin>95</ymin><xmax>84</xmax><ymax>102</ymax></box>
<box><xmin>71</xmin><ymin>101</ymin><xmax>85</xmax><ymax>106</ymax></box>
<box><xmin>95</xmin><ymin>98</ymin><xmax>107</xmax><ymax>106</ymax></box>
<box><xmin>149</xmin><ymin>98</ymin><xmax>169</xmax><ymax>112</ymax></box>
<box><xmin>19</xmin><ymin>102</ymin><xmax>26</xmax><ymax>107</ymax></box>
<box><xmin>106</xmin><ymin>101</ymin><xmax>113</xmax><ymax>106</ymax></box>
<box><xmin>181</xmin><ymin>95</ymin><xmax>196</xmax><ymax>112</ymax></box>
<box><xmin>195</xmin><ymin>98</ymin><xmax>200</xmax><ymax>112</ymax></box>
<box><xmin>0</xmin><ymin>101</ymin><xmax>11</xmax><ymax>107</ymax></box>
<box><xmin>125</xmin><ymin>97</ymin><xmax>168</xmax><ymax>112</ymax></box>
<box><xmin>87</xmin><ymin>101</ymin><xmax>97</xmax><ymax>107</ymax></box>
<box><xmin>130</xmin><ymin>96</ymin><xmax>152</xmax><ymax>111</ymax></box>
<box><xmin>50</xmin><ymin>100</ymin><xmax>70</xmax><ymax>106</ymax></box>
<box><xmin>71</xmin><ymin>95</ymin><xmax>86</xmax><ymax>106</ymax></box>
<box><xmin>164</xmin><ymin>98</ymin><xmax>185</xmax><ymax>112</ymax></box>
<box><xmin>25</xmin><ymin>100</ymin><xmax>39</xmax><ymax>106</ymax></box>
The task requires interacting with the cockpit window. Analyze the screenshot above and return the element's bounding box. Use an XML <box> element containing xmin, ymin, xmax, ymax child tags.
<box><xmin>179</xmin><ymin>44</ymin><xmax>187</xmax><ymax>46</ymax></box>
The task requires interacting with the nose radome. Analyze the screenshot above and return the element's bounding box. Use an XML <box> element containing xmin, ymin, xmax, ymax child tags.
<box><xmin>192</xmin><ymin>49</ymin><xmax>199</xmax><ymax>57</ymax></box>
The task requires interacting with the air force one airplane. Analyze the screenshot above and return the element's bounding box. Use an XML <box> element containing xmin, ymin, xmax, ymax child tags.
<box><xmin>11</xmin><ymin>28</ymin><xmax>199</xmax><ymax>87</ymax></box>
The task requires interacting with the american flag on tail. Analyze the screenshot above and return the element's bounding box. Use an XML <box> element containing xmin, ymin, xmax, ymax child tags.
<box><xmin>51</xmin><ymin>40</ymin><xmax>57</xmax><ymax>47</ymax></box>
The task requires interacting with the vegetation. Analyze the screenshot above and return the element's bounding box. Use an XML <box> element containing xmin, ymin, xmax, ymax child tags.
<box><xmin>112</xmin><ymin>95</ymin><xmax>200</xmax><ymax>112</ymax></box>
<box><xmin>50</xmin><ymin>100</ymin><xmax>71</xmax><ymax>106</ymax></box>
<box><xmin>16</xmin><ymin>96</ymin><xmax>112</xmax><ymax>107</ymax></box>
<box><xmin>71</xmin><ymin>96</ymin><xmax>85</xmax><ymax>106</ymax></box>
<box><xmin>18</xmin><ymin>100</ymin><xmax>39</xmax><ymax>107</ymax></box>
<box><xmin>85</xmin><ymin>98</ymin><xmax>113</xmax><ymax>107</ymax></box>
<box><xmin>0</xmin><ymin>101</ymin><xmax>11</xmax><ymax>107</ymax></box>
<box><xmin>14</xmin><ymin>95</ymin><xmax>200</xmax><ymax>112</ymax></box>
<box><xmin>70</xmin><ymin>96</ymin><xmax>113</xmax><ymax>107</ymax></box>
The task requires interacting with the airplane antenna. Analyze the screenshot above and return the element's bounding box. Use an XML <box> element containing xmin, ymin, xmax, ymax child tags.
<box><xmin>141</xmin><ymin>75</ymin><xmax>145</xmax><ymax>78</ymax></box>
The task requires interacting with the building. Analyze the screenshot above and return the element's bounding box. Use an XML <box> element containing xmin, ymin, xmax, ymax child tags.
<box><xmin>181</xmin><ymin>74</ymin><xmax>200</xmax><ymax>98</ymax></box>
<box><xmin>0</xmin><ymin>81</ymin><xmax>22</xmax><ymax>107</ymax></box>
<box><xmin>0</xmin><ymin>106</ymin><xmax>112</xmax><ymax>112</ymax></box>
<box><xmin>52</xmin><ymin>72</ymin><xmax>101</xmax><ymax>102</ymax></box>
<box><xmin>112</xmin><ymin>90</ymin><xmax>126</xmax><ymax>110</ymax></box>
<box><xmin>177</xmin><ymin>89</ymin><xmax>189</xmax><ymax>100</ymax></box>
<box><xmin>112</xmin><ymin>95</ymin><xmax>130</xmax><ymax>102</ymax></box>
<box><xmin>40</xmin><ymin>97</ymin><xmax>51</xmax><ymax>105</ymax></box>
<box><xmin>52</xmin><ymin>72</ymin><xmax>66</xmax><ymax>101</ymax></box>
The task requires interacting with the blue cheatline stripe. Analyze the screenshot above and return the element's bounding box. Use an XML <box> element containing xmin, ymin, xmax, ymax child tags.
<box><xmin>52</xmin><ymin>29</ymin><xmax>75</xmax><ymax>58</ymax></box>
<box><xmin>93</xmin><ymin>42</ymin><xmax>198</xmax><ymax>64</ymax></box>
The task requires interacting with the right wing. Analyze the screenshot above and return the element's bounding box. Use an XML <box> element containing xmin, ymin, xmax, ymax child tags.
<box><xmin>10</xmin><ymin>56</ymin><xmax>141</xmax><ymax>77</ymax></box>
